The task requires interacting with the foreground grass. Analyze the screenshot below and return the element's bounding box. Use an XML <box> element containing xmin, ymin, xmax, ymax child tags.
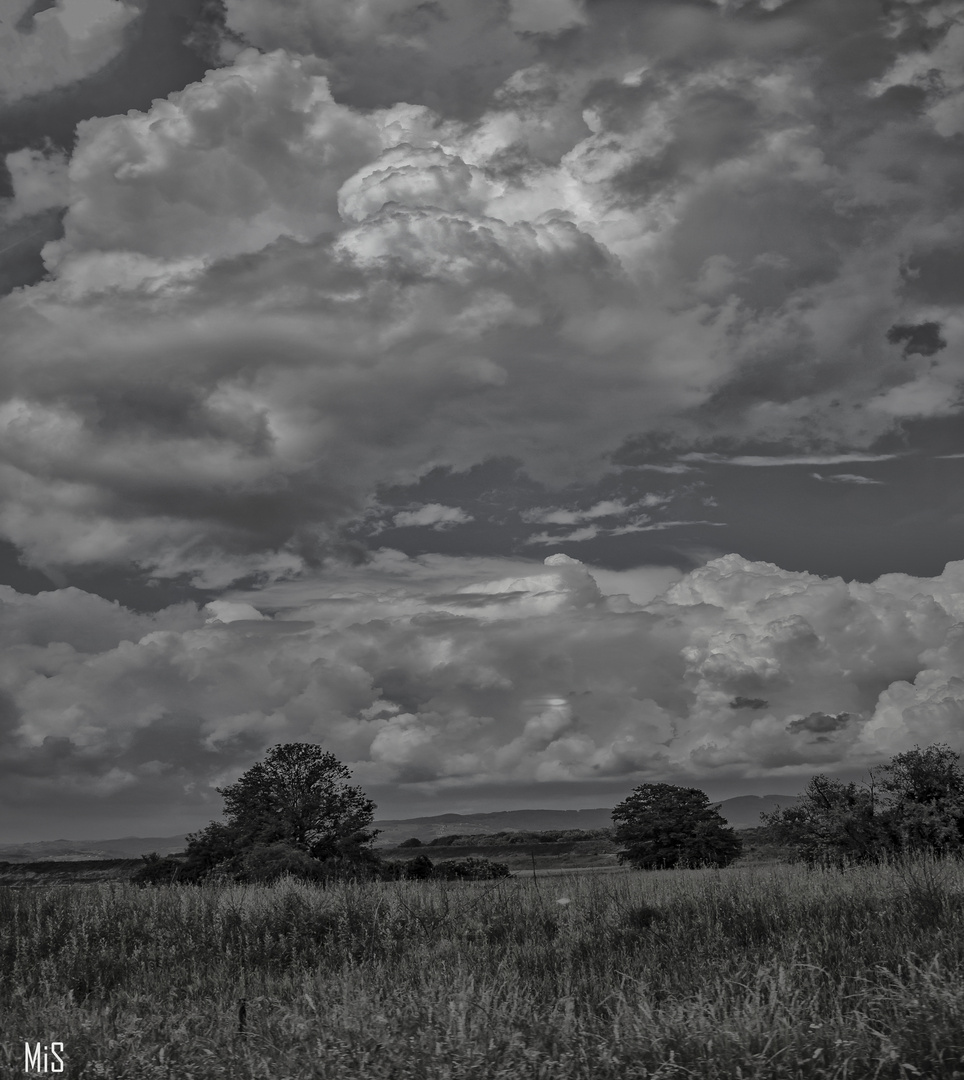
<box><xmin>2</xmin><ymin>859</ymin><xmax>964</xmax><ymax>1079</ymax></box>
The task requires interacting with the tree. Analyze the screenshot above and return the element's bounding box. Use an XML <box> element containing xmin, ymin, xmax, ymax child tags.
<box><xmin>217</xmin><ymin>743</ymin><xmax>377</xmax><ymax>858</ymax></box>
<box><xmin>762</xmin><ymin>744</ymin><xmax>964</xmax><ymax>865</ymax></box>
<box><xmin>612</xmin><ymin>783</ymin><xmax>742</xmax><ymax>870</ymax></box>
<box><xmin>181</xmin><ymin>744</ymin><xmax>377</xmax><ymax>881</ymax></box>
<box><xmin>876</xmin><ymin>744</ymin><xmax>964</xmax><ymax>856</ymax></box>
<box><xmin>760</xmin><ymin>775</ymin><xmax>886</xmax><ymax>867</ymax></box>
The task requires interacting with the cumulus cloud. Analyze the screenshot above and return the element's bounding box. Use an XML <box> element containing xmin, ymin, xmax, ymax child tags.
<box><xmin>45</xmin><ymin>49</ymin><xmax>381</xmax><ymax>267</ymax></box>
<box><xmin>2</xmin><ymin>147</ymin><xmax>70</xmax><ymax>225</ymax></box>
<box><xmin>0</xmin><ymin>3</ymin><xmax>962</xmax><ymax>583</ymax></box>
<box><xmin>5</xmin><ymin>550</ymin><xmax>964</xmax><ymax>830</ymax></box>
<box><xmin>0</xmin><ymin>0</ymin><xmax>140</xmax><ymax>104</ymax></box>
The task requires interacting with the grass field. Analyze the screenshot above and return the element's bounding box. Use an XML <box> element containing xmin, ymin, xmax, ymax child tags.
<box><xmin>3</xmin><ymin>858</ymin><xmax>964</xmax><ymax>1079</ymax></box>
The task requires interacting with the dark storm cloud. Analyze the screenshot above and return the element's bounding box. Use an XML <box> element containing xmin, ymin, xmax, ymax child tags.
<box><xmin>786</xmin><ymin>711</ymin><xmax>855</xmax><ymax>735</ymax></box>
<box><xmin>887</xmin><ymin>321</ymin><xmax>948</xmax><ymax>358</ymax></box>
<box><xmin>730</xmin><ymin>697</ymin><xmax>768</xmax><ymax>710</ymax></box>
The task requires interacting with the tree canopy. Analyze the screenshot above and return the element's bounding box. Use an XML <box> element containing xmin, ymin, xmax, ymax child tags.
<box><xmin>612</xmin><ymin>783</ymin><xmax>742</xmax><ymax>870</ymax></box>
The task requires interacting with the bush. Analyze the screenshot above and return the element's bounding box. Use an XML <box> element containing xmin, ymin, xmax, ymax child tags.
<box><xmin>236</xmin><ymin>843</ymin><xmax>328</xmax><ymax>884</ymax></box>
<box><xmin>399</xmin><ymin>837</ymin><xmax>423</xmax><ymax>847</ymax></box>
<box><xmin>180</xmin><ymin>821</ymin><xmax>243</xmax><ymax>881</ymax></box>
<box><xmin>404</xmin><ymin>854</ymin><xmax>435</xmax><ymax>880</ymax></box>
<box><xmin>130</xmin><ymin>853</ymin><xmax>182</xmax><ymax>886</ymax></box>
<box><xmin>433</xmin><ymin>857</ymin><xmax>511</xmax><ymax>881</ymax></box>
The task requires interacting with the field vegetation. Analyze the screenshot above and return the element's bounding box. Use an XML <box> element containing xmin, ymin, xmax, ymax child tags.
<box><xmin>4</xmin><ymin>857</ymin><xmax>964</xmax><ymax>1079</ymax></box>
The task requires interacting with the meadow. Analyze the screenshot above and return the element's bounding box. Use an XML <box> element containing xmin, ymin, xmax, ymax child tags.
<box><xmin>2</xmin><ymin>858</ymin><xmax>964</xmax><ymax>1079</ymax></box>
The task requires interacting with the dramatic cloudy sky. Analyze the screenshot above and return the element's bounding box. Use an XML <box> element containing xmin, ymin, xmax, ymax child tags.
<box><xmin>1</xmin><ymin>0</ymin><xmax>962</xmax><ymax>842</ymax></box>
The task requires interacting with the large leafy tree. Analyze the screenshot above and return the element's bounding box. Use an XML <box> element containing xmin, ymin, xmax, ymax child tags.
<box><xmin>612</xmin><ymin>783</ymin><xmax>742</xmax><ymax>870</ymax></box>
<box><xmin>183</xmin><ymin>744</ymin><xmax>377</xmax><ymax>880</ymax></box>
<box><xmin>217</xmin><ymin>743</ymin><xmax>377</xmax><ymax>857</ymax></box>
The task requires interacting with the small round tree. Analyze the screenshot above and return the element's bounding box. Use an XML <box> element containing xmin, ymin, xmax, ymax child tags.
<box><xmin>612</xmin><ymin>783</ymin><xmax>742</xmax><ymax>869</ymax></box>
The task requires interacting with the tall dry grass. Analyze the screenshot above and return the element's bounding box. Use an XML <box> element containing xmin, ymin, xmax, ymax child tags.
<box><xmin>3</xmin><ymin>857</ymin><xmax>964</xmax><ymax>1078</ymax></box>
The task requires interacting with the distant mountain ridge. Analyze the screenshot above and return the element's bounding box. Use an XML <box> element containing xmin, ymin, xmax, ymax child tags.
<box><xmin>0</xmin><ymin>836</ymin><xmax>190</xmax><ymax>863</ymax></box>
<box><xmin>370</xmin><ymin>795</ymin><xmax>800</xmax><ymax>845</ymax></box>
<box><xmin>0</xmin><ymin>794</ymin><xmax>800</xmax><ymax>861</ymax></box>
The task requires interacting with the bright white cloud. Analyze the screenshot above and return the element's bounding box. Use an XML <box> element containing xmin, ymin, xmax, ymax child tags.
<box><xmin>204</xmin><ymin>600</ymin><xmax>267</xmax><ymax>624</ymax></box>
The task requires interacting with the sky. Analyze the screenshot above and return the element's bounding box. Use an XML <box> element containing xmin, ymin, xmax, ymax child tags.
<box><xmin>0</xmin><ymin>0</ymin><xmax>962</xmax><ymax>843</ymax></box>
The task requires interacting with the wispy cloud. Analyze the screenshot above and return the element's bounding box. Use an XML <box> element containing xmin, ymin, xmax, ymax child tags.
<box><xmin>680</xmin><ymin>453</ymin><xmax>901</xmax><ymax>468</ymax></box>
<box><xmin>810</xmin><ymin>473</ymin><xmax>885</xmax><ymax>486</ymax></box>
<box><xmin>526</xmin><ymin>526</ymin><xmax>601</xmax><ymax>545</ymax></box>
<box><xmin>522</xmin><ymin>496</ymin><xmax>667</xmax><ymax>527</ymax></box>
<box><xmin>526</xmin><ymin>519</ymin><xmax>724</xmax><ymax>544</ymax></box>
<box><xmin>627</xmin><ymin>464</ymin><xmax>695</xmax><ymax>475</ymax></box>
<box><xmin>392</xmin><ymin>504</ymin><xmax>474</xmax><ymax>529</ymax></box>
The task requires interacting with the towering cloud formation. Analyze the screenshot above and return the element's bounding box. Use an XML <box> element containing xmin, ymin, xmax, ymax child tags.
<box><xmin>3</xmin><ymin>553</ymin><xmax>964</xmax><ymax>831</ymax></box>
<box><xmin>0</xmin><ymin>1</ymin><xmax>961</xmax><ymax>585</ymax></box>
